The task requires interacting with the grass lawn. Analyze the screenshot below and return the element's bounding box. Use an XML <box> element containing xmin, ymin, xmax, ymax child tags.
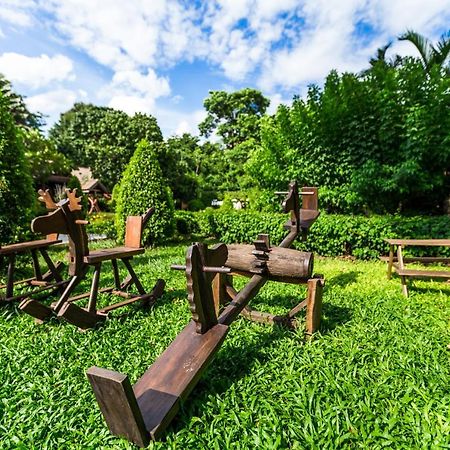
<box><xmin>1</xmin><ymin>242</ymin><xmax>450</xmax><ymax>449</ymax></box>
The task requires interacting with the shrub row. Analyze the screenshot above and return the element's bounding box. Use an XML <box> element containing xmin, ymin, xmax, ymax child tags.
<box><xmin>175</xmin><ymin>210</ymin><xmax>450</xmax><ymax>259</ymax></box>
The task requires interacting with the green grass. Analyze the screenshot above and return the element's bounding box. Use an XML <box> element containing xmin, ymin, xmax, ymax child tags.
<box><xmin>1</xmin><ymin>243</ymin><xmax>450</xmax><ymax>449</ymax></box>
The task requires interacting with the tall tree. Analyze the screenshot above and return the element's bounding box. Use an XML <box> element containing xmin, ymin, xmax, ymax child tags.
<box><xmin>399</xmin><ymin>29</ymin><xmax>450</xmax><ymax>73</ymax></box>
<box><xmin>199</xmin><ymin>88</ymin><xmax>270</xmax><ymax>149</ymax></box>
<box><xmin>0</xmin><ymin>74</ymin><xmax>44</xmax><ymax>130</ymax></box>
<box><xmin>49</xmin><ymin>103</ymin><xmax>163</xmax><ymax>189</ymax></box>
<box><xmin>0</xmin><ymin>92</ymin><xmax>35</xmax><ymax>244</ymax></box>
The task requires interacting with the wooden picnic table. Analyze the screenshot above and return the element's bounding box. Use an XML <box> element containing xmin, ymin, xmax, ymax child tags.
<box><xmin>385</xmin><ymin>238</ymin><xmax>450</xmax><ymax>297</ymax></box>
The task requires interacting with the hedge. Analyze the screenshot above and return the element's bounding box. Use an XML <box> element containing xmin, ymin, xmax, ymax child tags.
<box><xmin>175</xmin><ymin>210</ymin><xmax>450</xmax><ymax>259</ymax></box>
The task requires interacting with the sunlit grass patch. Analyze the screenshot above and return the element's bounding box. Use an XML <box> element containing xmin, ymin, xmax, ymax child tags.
<box><xmin>1</xmin><ymin>245</ymin><xmax>449</xmax><ymax>449</ymax></box>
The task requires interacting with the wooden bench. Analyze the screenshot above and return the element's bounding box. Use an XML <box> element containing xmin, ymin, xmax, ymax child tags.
<box><xmin>385</xmin><ymin>239</ymin><xmax>450</xmax><ymax>296</ymax></box>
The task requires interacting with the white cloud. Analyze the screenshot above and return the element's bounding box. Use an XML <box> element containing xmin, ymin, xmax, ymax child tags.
<box><xmin>154</xmin><ymin>107</ymin><xmax>206</xmax><ymax>137</ymax></box>
<box><xmin>26</xmin><ymin>88</ymin><xmax>79</xmax><ymax>115</ymax></box>
<box><xmin>4</xmin><ymin>0</ymin><xmax>450</xmax><ymax>132</ymax></box>
<box><xmin>101</xmin><ymin>68</ymin><xmax>171</xmax><ymax>115</ymax></box>
<box><xmin>0</xmin><ymin>0</ymin><xmax>36</xmax><ymax>27</ymax></box>
<box><xmin>0</xmin><ymin>52</ymin><xmax>74</xmax><ymax>89</ymax></box>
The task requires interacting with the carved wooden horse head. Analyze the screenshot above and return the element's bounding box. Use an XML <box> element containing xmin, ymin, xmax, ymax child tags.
<box><xmin>32</xmin><ymin>189</ymin><xmax>89</xmax><ymax>276</ymax></box>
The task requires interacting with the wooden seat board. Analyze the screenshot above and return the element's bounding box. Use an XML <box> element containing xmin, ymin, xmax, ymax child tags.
<box><xmin>0</xmin><ymin>239</ymin><xmax>61</xmax><ymax>255</ymax></box>
<box><xmin>134</xmin><ymin>320</ymin><xmax>228</xmax><ymax>437</ymax></box>
<box><xmin>385</xmin><ymin>238</ymin><xmax>450</xmax><ymax>246</ymax></box>
<box><xmin>84</xmin><ymin>247</ymin><xmax>144</xmax><ymax>264</ymax></box>
<box><xmin>396</xmin><ymin>268</ymin><xmax>450</xmax><ymax>278</ymax></box>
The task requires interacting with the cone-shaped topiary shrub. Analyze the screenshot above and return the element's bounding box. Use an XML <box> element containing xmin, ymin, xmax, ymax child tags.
<box><xmin>0</xmin><ymin>93</ymin><xmax>34</xmax><ymax>244</ymax></box>
<box><xmin>115</xmin><ymin>139</ymin><xmax>174</xmax><ymax>246</ymax></box>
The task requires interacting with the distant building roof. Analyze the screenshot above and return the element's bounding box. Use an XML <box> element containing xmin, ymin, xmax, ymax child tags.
<box><xmin>71</xmin><ymin>167</ymin><xmax>110</xmax><ymax>195</ymax></box>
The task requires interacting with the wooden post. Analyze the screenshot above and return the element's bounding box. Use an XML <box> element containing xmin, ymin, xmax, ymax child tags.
<box><xmin>88</xmin><ymin>263</ymin><xmax>102</xmax><ymax>313</ymax></box>
<box><xmin>397</xmin><ymin>245</ymin><xmax>409</xmax><ymax>297</ymax></box>
<box><xmin>30</xmin><ymin>249</ymin><xmax>42</xmax><ymax>281</ymax></box>
<box><xmin>305</xmin><ymin>277</ymin><xmax>324</xmax><ymax>337</ymax></box>
<box><xmin>86</xmin><ymin>367</ymin><xmax>149</xmax><ymax>448</ymax></box>
<box><xmin>387</xmin><ymin>244</ymin><xmax>394</xmax><ymax>279</ymax></box>
<box><xmin>6</xmin><ymin>254</ymin><xmax>15</xmax><ymax>299</ymax></box>
<box><xmin>212</xmin><ymin>273</ymin><xmax>227</xmax><ymax>316</ymax></box>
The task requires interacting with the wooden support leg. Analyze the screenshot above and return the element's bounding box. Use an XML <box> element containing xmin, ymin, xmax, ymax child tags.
<box><xmin>6</xmin><ymin>254</ymin><xmax>15</xmax><ymax>300</ymax></box>
<box><xmin>212</xmin><ymin>273</ymin><xmax>229</xmax><ymax>315</ymax></box>
<box><xmin>122</xmin><ymin>258</ymin><xmax>145</xmax><ymax>295</ymax></box>
<box><xmin>30</xmin><ymin>249</ymin><xmax>42</xmax><ymax>281</ymax></box>
<box><xmin>111</xmin><ymin>259</ymin><xmax>121</xmax><ymax>290</ymax></box>
<box><xmin>87</xmin><ymin>368</ymin><xmax>149</xmax><ymax>448</ymax></box>
<box><xmin>53</xmin><ymin>273</ymin><xmax>84</xmax><ymax>313</ymax></box>
<box><xmin>387</xmin><ymin>244</ymin><xmax>394</xmax><ymax>280</ymax></box>
<box><xmin>305</xmin><ymin>277</ymin><xmax>324</xmax><ymax>337</ymax></box>
<box><xmin>88</xmin><ymin>263</ymin><xmax>102</xmax><ymax>313</ymax></box>
<box><xmin>40</xmin><ymin>249</ymin><xmax>63</xmax><ymax>283</ymax></box>
<box><xmin>397</xmin><ymin>245</ymin><xmax>409</xmax><ymax>297</ymax></box>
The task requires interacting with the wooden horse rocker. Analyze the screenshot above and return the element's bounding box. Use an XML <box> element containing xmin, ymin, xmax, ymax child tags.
<box><xmin>0</xmin><ymin>190</ymin><xmax>66</xmax><ymax>304</ymax></box>
<box><xmin>87</xmin><ymin>182</ymin><xmax>324</xmax><ymax>446</ymax></box>
<box><xmin>20</xmin><ymin>189</ymin><xmax>164</xmax><ymax>329</ymax></box>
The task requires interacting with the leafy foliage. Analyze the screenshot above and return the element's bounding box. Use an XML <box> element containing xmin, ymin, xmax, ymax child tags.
<box><xmin>0</xmin><ymin>74</ymin><xmax>44</xmax><ymax>130</ymax></box>
<box><xmin>246</xmin><ymin>59</ymin><xmax>450</xmax><ymax>214</ymax></box>
<box><xmin>199</xmin><ymin>88</ymin><xmax>270</xmax><ymax>148</ymax></box>
<box><xmin>399</xmin><ymin>29</ymin><xmax>450</xmax><ymax>73</ymax></box>
<box><xmin>49</xmin><ymin>104</ymin><xmax>163</xmax><ymax>188</ymax></box>
<box><xmin>199</xmin><ymin>89</ymin><xmax>270</xmax><ymax>191</ymax></box>
<box><xmin>21</xmin><ymin>129</ymin><xmax>72</xmax><ymax>185</ymax></box>
<box><xmin>116</xmin><ymin>139</ymin><xmax>174</xmax><ymax>245</ymax></box>
<box><xmin>0</xmin><ymin>93</ymin><xmax>34</xmax><ymax>244</ymax></box>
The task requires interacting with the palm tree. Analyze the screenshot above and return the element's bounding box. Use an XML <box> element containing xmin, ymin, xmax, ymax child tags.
<box><xmin>398</xmin><ymin>29</ymin><xmax>450</xmax><ymax>73</ymax></box>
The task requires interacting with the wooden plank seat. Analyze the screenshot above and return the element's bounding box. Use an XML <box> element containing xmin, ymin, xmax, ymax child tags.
<box><xmin>385</xmin><ymin>238</ymin><xmax>450</xmax><ymax>296</ymax></box>
<box><xmin>395</xmin><ymin>268</ymin><xmax>450</xmax><ymax>278</ymax></box>
<box><xmin>0</xmin><ymin>201</ymin><xmax>65</xmax><ymax>303</ymax></box>
<box><xmin>87</xmin><ymin>321</ymin><xmax>229</xmax><ymax>445</ymax></box>
<box><xmin>0</xmin><ymin>238</ymin><xmax>61</xmax><ymax>255</ymax></box>
<box><xmin>18</xmin><ymin>192</ymin><xmax>165</xmax><ymax>328</ymax></box>
<box><xmin>84</xmin><ymin>247</ymin><xmax>144</xmax><ymax>264</ymax></box>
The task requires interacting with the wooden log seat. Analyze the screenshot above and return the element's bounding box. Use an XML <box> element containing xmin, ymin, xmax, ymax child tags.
<box><xmin>225</xmin><ymin>244</ymin><xmax>313</xmax><ymax>283</ymax></box>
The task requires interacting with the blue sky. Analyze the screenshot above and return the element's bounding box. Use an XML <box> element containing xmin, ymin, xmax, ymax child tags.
<box><xmin>0</xmin><ymin>0</ymin><xmax>449</xmax><ymax>136</ymax></box>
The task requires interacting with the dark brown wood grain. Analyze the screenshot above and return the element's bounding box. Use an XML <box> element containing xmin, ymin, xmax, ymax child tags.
<box><xmin>226</xmin><ymin>244</ymin><xmax>313</xmax><ymax>280</ymax></box>
<box><xmin>87</xmin><ymin>367</ymin><xmax>149</xmax><ymax>448</ymax></box>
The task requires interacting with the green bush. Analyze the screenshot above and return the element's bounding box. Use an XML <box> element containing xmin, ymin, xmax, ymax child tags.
<box><xmin>175</xmin><ymin>210</ymin><xmax>450</xmax><ymax>259</ymax></box>
<box><xmin>116</xmin><ymin>139</ymin><xmax>175</xmax><ymax>246</ymax></box>
<box><xmin>0</xmin><ymin>93</ymin><xmax>34</xmax><ymax>244</ymax></box>
<box><xmin>87</xmin><ymin>213</ymin><xmax>117</xmax><ymax>240</ymax></box>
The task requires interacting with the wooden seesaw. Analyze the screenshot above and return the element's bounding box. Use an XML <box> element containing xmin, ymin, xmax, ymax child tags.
<box><xmin>0</xmin><ymin>189</ymin><xmax>66</xmax><ymax>304</ymax></box>
<box><xmin>86</xmin><ymin>182</ymin><xmax>324</xmax><ymax>446</ymax></box>
<box><xmin>19</xmin><ymin>189</ymin><xmax>165</xmax><ymax>329</ymax></box>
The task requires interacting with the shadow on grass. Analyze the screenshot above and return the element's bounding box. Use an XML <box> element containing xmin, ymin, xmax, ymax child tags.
<box><xmin>327</xmin><ymin>271</ymin><xmax>360</xmax><ymax>287</ymax></box>
<box><xmin>320</xmin><ymin>302</ymin><xmax>353</xmax><ymax>333</ymax></box>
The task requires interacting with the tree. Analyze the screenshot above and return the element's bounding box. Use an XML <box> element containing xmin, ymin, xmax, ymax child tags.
<box><xmin>399</xmin><ymin>30</ymin><xmax>450</xmax><ymax>73</ymax></box>
<box><xmin>0</xmin><ymin>92</ymin><xmax>34</xmax><ymax>244</ymax></box>
<box><xmin>246</xmin><ymin>59</ymin><xmax>449</xmax><ymax>214</ymax></box>
<box><xmin>153</xmin><ymin>134</ymin><xmax>200</xmax><ymax>208</ymax></box>
<box><xmin>199</xmin><ymin>89</ymin><xmax>270</xmax><ymax>191</ymax></box>
<box><xmin>21</xmin><ymin>129</ymin><xmax>72</xmax><ymax>185</ymax></box>
<box><xmin>199</xmin><ymin>88</ymin><xmax>270</xmax><ymax>149</ymax></box>
<box><xmin>0</xmin><ymin>74</ymin><xmax>44</xmax><ymax>130</ymax></box>
<box><xmin>115</xmin><ymin>139</ymin><xmax>174</xmax><ymax>245</ymax></box>
<box><xmin>49</xmin><ymin>104</ymin><xmax>163</xmax><ymax>189</ymax></box>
